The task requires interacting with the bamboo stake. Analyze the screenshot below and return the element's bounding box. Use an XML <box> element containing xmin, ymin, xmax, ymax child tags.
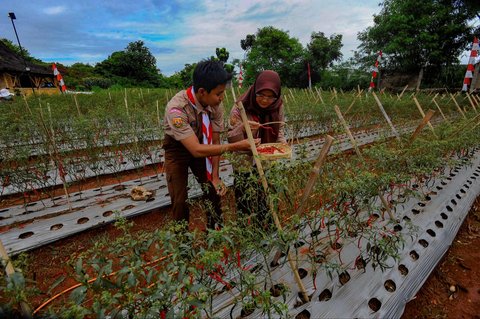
<box><xmin>334</xmin><ymin>105</ymin><xmax>396</xmax><ymax>220</ymax></box>
<box><xmin>397</xmin><ymin>85</ymin><xmax>408</xmax><ymax>100</ymax></box>
<box><xmin>156</xmin><ymin>100</ymin><xmax>161</xmax><ymax>127</ymax></box>
<box><xmin>450</xmin><ymin>94</ymin><xmax>467</xmax><ymax>119</ymax></box>
<box><xmin>344</xmin><ymin>97</ymin><xmax>357</xmax><ymax>114</ymax></box>
<box><xmin>295</xmin><ymin>135</ymin><xmax>334</xmax><ymax>215</ymax></box>
<box><xmin>372</xmin><ymin>92</ymin><xmax>401</xmax><ymax>142</ymax></box>
<box><xmin>471</xmin><ymin>94</ymin><xmax>480</xmax><ymax>106</ymax></box>
<box><xmin>236</xmin><ymin>100</ymin><xmax>309</xmax><ymax>302</ymax></box>
<box><xmin>73</xmin><ymin>94</ymin><xmax>81</xmax><ymax>116</ymax></box>
<box><xmin>46</xmin><ymin>103</ymin><xmax>72</xmax><ymax>210</ymax></box>
<box><xmin>315</xmin><ymin>87</ymin><xmax>325</xmax><ymax>105</ymax></box>
<box><xmin>413</xmin><ymin>97</ymin><xmax>437</xmax><ymax>137</ymax></box>
<box><xmin>0</xmin><ymin>240</ymin><xmax>32</xmax><ymax>318</ymax></box>
<box><xmin>431</xmin><ymin>92</ymin><xmax>439</xmax><ymax>102</ymax></box>
<box><xmin>408</xmin><ymin>109</ymin><xmax>436</xmax><ymax>145</ymax></box>
<box><xmin>432</xmin><ymin>98</ymin><xmax>448</xmax><ymax>122</ymax></box>
<box><xmin>466</xmin><ymin>93</ymin><xmax>478</xmax><ymax>113</ymax></box>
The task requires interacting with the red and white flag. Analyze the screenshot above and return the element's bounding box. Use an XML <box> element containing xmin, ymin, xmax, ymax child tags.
<box><xmin>369</xmin><ymin>51</ymin><xmax>382</xmax><ymax>91</ymax></box>
<box><xmin>462</xmin><ymin>37</ymin><xmax>479</xmax><ymax>92</ymax></box>
<box><xmin>238</xmin><ymin>64</ymin><xmax>243</xmax><ymax>88</ymax></box>
<box><xmin>52</xmin><ymin>63</ymin><xmax>67</xmax><ymax>92</ymax></box>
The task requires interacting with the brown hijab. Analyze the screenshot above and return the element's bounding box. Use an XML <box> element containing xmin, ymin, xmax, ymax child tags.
<box><xmin>240</xmin><ymin>70</ymin><xmax>283</xmax><ymax>143</ymax></box>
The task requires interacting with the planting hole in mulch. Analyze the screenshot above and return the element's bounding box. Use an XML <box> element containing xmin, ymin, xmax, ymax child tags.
<box><xmin>318</xmin><ymin>288</ymin><xmax>332</xmax><ymax>301</ymax></box>
<box><xmin>331</xmin><ymin>242</ymin><xmax>342</xmax><ymax>250</ymax></box>
<box><xmin>122</xmin><ymin>205</ymin><xmax>135</xmax><ymax>211</ymax></box>
<box><xmin>113</xmin><ymin>185</ymin><xmax>127</xmax><ymax>191</ymax></box>
<box><xmin>412</xmin><ymin>208</ymin><xmax>420</xmax><ymax>215</ymax></box>
<box><xmin>384</xmin><ymin>280</ymin><xmax>396</xmax><ymax>292</ymax></box>
<box><xmin>295</xmin><ymin>309</ymin><xmax>311</xmax><ymax>319</ymax></box>
<box><xmin>393</xmin><ymin>224</ymin><xmax>403</xmax><ymax>232</ymax></box>
<box><xmin>435</xmin><ymin>220</ymin><xmax>444</xmax><ymax>228</ymax></box>
<box><xmin>103</xmin><ymin>210</ymin><xmax>113</xmax><ymax>217</ymax></box>
<box><xmin>146</xmin><ymin>197</ymin><xmax>155</xmax><ymax>202</ymax></box>
<box><xmin>451</xmin><ymin>199</ymin><xmax>457</xmax><ymax>205</ymax></box>
<box><xmin>240</xmin><ymin>306</ymin><xmax>255</xmax><ymax>318</ymax></box>
<box><xmin>425</xmin><ymin>195</ymin><xmax>432</xmax><ymax>201</ymax></box>
<box><xmin>418</xmin><ymin>202</ymin><xmax>426</xmax><ymax>207</ymax></box>
<box><xmin>403</xmin><ymin>216</ymin><xmax>411</xmax><ymax>222</ymax></box>
<box><xmin>310</xmin><ymin>229</ymin><xmax>321</xmax><ymax>237</ymax></box>
<box><xmin>19</xmin><ymin>231</ymin><xmax>34</xmax><ymax>239</ymax></box>
<box><xmin>410</xmin><ymin>250</ymin><xmax>419</xmax><ymax>261</ymax></box>
<box><xmin>26</xmin><ymin>202</ymin><xmax>37</xmax><ymax>207</ymax></box>
<box><xmin>269</xmin><ymin>283</ymin><xmax>286</xmax><ymax>297</ymax></box>
<box><xmin>398</xmin><ymin>264</ymin><xmax>409</xmax><ymax>276</ymax></box>
<box><xmin>159</xmin><ymin>184</ymin><xmax>167</xmax><ymax>189</ymax></box>
<box><xmin>77</xmin><ymin>217</ymin><xmax>89</xmax><ymax>224</ymax></box>
<box><xmin>297</xmin><ymin>268</ymin><xmax>308</xmax><ymax>279</ymax></box>
<box><xmin>314</xmin><ymin>253</ymin><xmax>326</xmax><ymax>264</ymax></box>
<box><xmin>93</xmin><ymin>188</ymin><xmax>102</xmax><ymax>191</ymax></box>
<box><xmin>294</xmin><ymin>240</ymin><xmax>305</xmax><ymax>248</ymax></box>
<box><xmin>456</xmin><ymin>194</ymin><xmax>462</xmax><ymax>199</ymax></box>
<box><xmin>355</xmin><ymin>256</ymin><xmax>366</xmax><ymax>270</ymax></box>
<box><xmin>249</xmin><ymin>263</ymin><xmax>263</xmax><ymax>274</ymax></box>
<box><xmin>339</xmin><ymin>271</ymin><xmax>350</xmax><ymax>285</ymax></box>
<box><xmin>440</xmin><ymin>212</ymin><xmax>448</xmax><ymax>220</ymax></box>
<box><xmin>368</xmin><ymin>298</ymin><xmax>382</xmax><ymax>312</ymax></box>
<box><xmin>446</xmin><ymin>205</ymin><xmax>453</xmax><ymax>212</ymax></box>
<box><xmin>50</xmin><ymin>224</ymin><xmax>63</xmax><ymax>231</ymax></box>
<box><xmin>427</xmin><ymin>229</ymin><xmax>436</xmax><ymax>237</ymax></box>
<box><xmin>0</xmin><ymin>208</ymin><xmax>9</xmax><ymax>213</ymax></box>
<box><xmin>419</xmin><ymin>239</ymin><xmax>429</xmax><ymax>248</ymax></box>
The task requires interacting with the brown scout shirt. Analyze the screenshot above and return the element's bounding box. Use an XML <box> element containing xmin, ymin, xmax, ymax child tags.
<box><xmin>164</xmin><ymin>89</ymin><xmax>224</xmax><ymax>142</ymax></box>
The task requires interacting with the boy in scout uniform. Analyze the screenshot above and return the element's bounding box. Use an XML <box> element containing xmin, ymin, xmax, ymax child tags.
<box><xmin>163</xmin><ymin>60</ymin><xmax>258</xmax><ymax>229</ymax></box>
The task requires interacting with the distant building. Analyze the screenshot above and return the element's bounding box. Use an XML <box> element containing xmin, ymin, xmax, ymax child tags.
<box><xmin>0</xmin><ymin>40</ymin><xmax>59</xmax><ymax>95</ymax></box>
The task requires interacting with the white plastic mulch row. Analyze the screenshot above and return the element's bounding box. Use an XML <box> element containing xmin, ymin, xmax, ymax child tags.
<box><xmin>209</xmin><ymin>149</ymin><xmax>480</xmax><ymax>318</ymax></box>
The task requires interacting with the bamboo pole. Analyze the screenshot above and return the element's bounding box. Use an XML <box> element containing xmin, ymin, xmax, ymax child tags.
<box><xmin>413</xmin><ymin>97</ymin><xmax>437</xmax><ymax>137</ymax></box>
<box><xmin>397</xmin><ymin>85</ymin><xmax>408</xmax><ymax>100</ymax></box>
<box><xmin>236</xmin><ymin>100</ymin><xmax>310</xmax><ymax>303</ymax></box>
<box><xmin>0</xmin><ymin>240</ymin><xmax>32</xmax><ymax>318</ymax></box>
<box><xmin>450</xmin><ymin>94</ymin><xmax>467</xmax><ymax>119</ymax></box>
<box><xmin>344</xmin><ymin>97</ymin><xmax>357</xmax><ymax>114</ymax></box>
<box><xmin>46</xmin><ymin>103</ymin><xmax>72</xmax><ymax>210</ymax></box>
<box><xmin>466</xmin><ymin>93</ymin><xmax>478</xmax><ymax>113</ymax></box>
<box><xmin>334</xmin><ymin>105</ymin><xmax>396</xmax><ymax>220</ymax></box>
<box><xmin>295</xmin><ymin>135</ymin><xmax>334</xmax><ymax>215</ymax></box>
<box><xmin>372</xmin><ymin>92</ymin><xmax>401</xmax><ymax>142</ymax></box>
<box><xmin>73</xmin><ymin>94</ymin><xmax>81</xmax><ymax>117</ymax></box>
<box><xmin>408</xmin><ymin>109</ymin><xmax>436</xmax><ymax>145</ymax></box>
<box><xmin>432</xmin><ymin>98</ymin><xmax>448</xmax><ymax>122</ymax></box>
<box><xmin>315</xmin><ymin>87</ymin><xmax>325</xmax><ymax>105</ymax></box>
<box><xmin>156</xmin><ymin>100</ymin><xmax>161</xmax><ymax>127</ymax></box>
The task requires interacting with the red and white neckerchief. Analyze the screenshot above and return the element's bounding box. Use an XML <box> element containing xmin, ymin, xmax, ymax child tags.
<box><xmin>186</xmin><ymin>86</ymin><xmax>213</xmax><ymax>181</ymax></box>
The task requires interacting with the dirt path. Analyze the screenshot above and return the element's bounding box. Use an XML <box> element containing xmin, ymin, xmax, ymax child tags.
<box><xmin>402</xmin><ymin>197</ymin><xmax>480</xmax><ymax>318</ymax></box>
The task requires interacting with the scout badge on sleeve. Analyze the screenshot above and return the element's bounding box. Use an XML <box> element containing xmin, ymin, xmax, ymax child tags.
<box><xmin>172</xmin><ymin>117</ymin><xmax>184</xmax><ymax>128</ymax></box>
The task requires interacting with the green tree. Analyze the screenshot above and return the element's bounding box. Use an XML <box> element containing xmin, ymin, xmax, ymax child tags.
<box><xmin>95</xmin><ymin>40</ymin><xmax>161</xmax><ymax>87</ymax></box>
<box><xmin>306</xmin><ymin>32</ymin><xmax>343</xmax><ymax>85</ymax></box>
<box><xmin>357</xmin><ymin>0</ymin><xmax>479</xmax><ymax>87</ymax></box>
<box><xmin>0</xmin><ymin>38</ymin><xmax>43</xmax><ymax>64</ymax></box>
<box><xmin>63</xmin><ymin>63</ymin><xmax>95</xmax><ymax>89</ymax></box>
<box><xmin>240</xmin><ymin>26</ymin><xmax>305</xmax><ymax>87</ymax></box>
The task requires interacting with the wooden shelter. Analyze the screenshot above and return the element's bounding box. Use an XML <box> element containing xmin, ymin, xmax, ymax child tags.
<box><xmin>0</xmin><ymin>41</ymin><xmax>59</xmax><ymax>96</ymax></box>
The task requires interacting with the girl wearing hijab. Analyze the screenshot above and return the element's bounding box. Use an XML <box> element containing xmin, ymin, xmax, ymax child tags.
<box><xmin>227</xmin><ymin>70</ymin><xmax>286</xmax><ymax>228</ymax></box>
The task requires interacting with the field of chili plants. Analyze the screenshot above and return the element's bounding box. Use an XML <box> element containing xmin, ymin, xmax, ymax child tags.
<box><xmin>0</xmin><ymin>88</ymin><xmax>480</xmax><ymax>318</ymax></box>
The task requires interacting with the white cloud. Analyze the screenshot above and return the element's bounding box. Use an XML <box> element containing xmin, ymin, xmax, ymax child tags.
<box><xmin>43</xmin><ymin>6</ymin><xmax>66</xmax><ymax>15</ymax></box>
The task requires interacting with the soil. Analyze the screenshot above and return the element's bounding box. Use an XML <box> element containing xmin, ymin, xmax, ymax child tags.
<box><xmin>2</xmin><ymin>157</ymin><xmax>479</xmax><ymax>317</ymax></box>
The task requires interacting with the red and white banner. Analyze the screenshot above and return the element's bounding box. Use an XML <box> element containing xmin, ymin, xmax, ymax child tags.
<box><xmin>462</xmin><ymin>37</ymin><xmax>479</xmax><ymax>92</ymax></box>
<box><xmin>369</xmin><ymin>51</ymin><xmax>382</xmax><ymax>91</ymax></box>
<box><xmin>238</xmin><ymin>64</ymin><xmax>243</xmax><ymax>88</ymax></box>
<box><xmin>52</xmin><ymin>63</ymin><xmax>67</xmax><ymax>92</ymax></box>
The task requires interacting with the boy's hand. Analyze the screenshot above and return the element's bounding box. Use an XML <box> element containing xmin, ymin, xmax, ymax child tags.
<box><xmin>212</xmin><ymin>178</ymin><xmax>227</xmax><ymax>196</ymax></box>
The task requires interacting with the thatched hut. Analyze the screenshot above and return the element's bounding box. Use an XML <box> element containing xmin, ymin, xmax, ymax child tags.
<box><xmin>0</xmin><ymin>40</ymin><xmax>59</xmax><ymax>96</ymax></box>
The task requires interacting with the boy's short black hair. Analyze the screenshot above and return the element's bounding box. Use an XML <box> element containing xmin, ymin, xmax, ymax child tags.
<box><xmin>193</xmin><ymin>60</ymin><xmax>232</xmax><ymax>93</ymax></box>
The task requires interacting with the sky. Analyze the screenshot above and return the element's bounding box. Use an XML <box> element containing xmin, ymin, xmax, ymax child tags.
<box><xmin>0</xmin><ymin>0</ymin><xmax>473</xmax><ymax>76</ymax></box>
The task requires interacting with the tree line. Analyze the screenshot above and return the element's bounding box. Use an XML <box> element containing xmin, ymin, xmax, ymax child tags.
<box><xmin>2</xmin><ymin>0</ymin><xmax>479</xmax><ymax>90</ymax></box>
